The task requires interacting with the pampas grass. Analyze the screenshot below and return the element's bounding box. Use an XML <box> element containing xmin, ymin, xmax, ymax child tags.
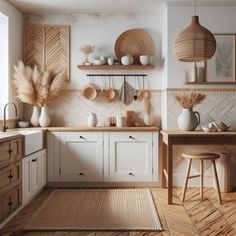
<box><xmin>175</xmin><ymin>92</ymin><xmax>206</xmax><ymax>109</ymax></box>
<box><xmin>13</xmin><ymin>61</ymin><xmax>67</xmax><ymax>107</ymax></box>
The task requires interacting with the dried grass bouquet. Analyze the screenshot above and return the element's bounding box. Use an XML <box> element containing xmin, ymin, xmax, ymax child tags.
<box><xmin>175</xmin><ymin>92</ymin><xmax>206</xmax><ymax>109</ymax></box>
<box><xmin>13</xmin><ymin>61</ymin><xmax>67</xmax><ymax>107</ymax></box>
<box><xmin>80</xmin><ymin>44</ymin><xmax>95</xmax><ymax>64</ymax></box>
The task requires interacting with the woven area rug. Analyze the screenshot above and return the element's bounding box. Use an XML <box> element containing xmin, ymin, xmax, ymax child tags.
<box><xmin>24</xmin><ymin>189</ymin><xmax>162</xmax><ymax>231</ymax></box>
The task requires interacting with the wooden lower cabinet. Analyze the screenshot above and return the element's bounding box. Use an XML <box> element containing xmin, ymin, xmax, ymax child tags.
<box><xmin>0</xmin><ymin>137</ymin><xmax>22</xmax><ymax>224</ymax></box>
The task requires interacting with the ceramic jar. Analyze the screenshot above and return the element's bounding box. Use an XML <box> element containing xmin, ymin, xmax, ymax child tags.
<box><xmin>30</xmin><ymin>106</ymin><xmax>40</xmax><ymax>127</ymax></box>
<box><xmin>177</xmin><ymin>108</ymin><xmax>200</xmax><ymax>131</ymax></box>
<box><xmin>108</xmin><ymin>57</ymin><xmax>115</xmax><ymax>65</ymax></box>
<box><xmin>87</xmin><ymin>112</ymin><xmax>97</xmax><ymax>127</ymax></box>
<box><xmin>116</xmin><ymin>115</ymin><xmax>126</xmax><ymax>128</ymax></box>
<box><xmin>121</xmin><ymin>54</ymin><xmax>134</xmax><ymax>65</ymax></box>
<box><xmin>39</xmin><ymin>107</ymin><xmax>51</xmax><ymax>127</ymax></box>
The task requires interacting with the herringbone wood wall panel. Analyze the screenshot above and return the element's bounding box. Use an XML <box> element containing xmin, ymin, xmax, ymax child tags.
<box><xmin>24</xmin><ymin>25</ymin><xmax>70</xmax><ymax>80</ymax></box>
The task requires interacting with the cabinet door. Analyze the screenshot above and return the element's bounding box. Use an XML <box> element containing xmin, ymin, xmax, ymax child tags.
<box><xmin>10</xmin><ymin>138</ymin><xmax>22</xmax><ymax>162</ymax></box>
<box><xmin>0</xmin><ymin>141</ymin><xmax>10</xmax><ymax>169</ymax></box>
<box><xmin>0</xmin><ymin>190</ymin><xmax>11</xmax><ymax>222</ymax></box>
<box><xmin>31</xmin><ymin>153</ymin><xmax>41</xmax><ymax>194</ymax></box>
<box><xmin>109</xmin><ymin>132</ymin><xmax>153</xmax><ymax>182</ymax></box>
<box><xmin>40</xmin><ymin>149</ymin><xmax>47</xmax><ymax>186</ymax></box>
<box><xmin>22</xmin><ymin>155</ymin><xmax>32</xmax><ymax>203</ymax></box>
<box><xmin>10</xmin><ymin>185</ymin><xmax>22</xmax><ymax>213</ymax></box>
<box><xmin>60</xmin><ymin>132</ymin><xmax>103</xmax><ymax>182</ymax></box>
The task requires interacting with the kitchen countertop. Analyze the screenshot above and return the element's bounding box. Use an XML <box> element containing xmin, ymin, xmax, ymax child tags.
<box><xmin>0</xmin><ymin>132</ymin><xmax>22</xmax><ymax>142</ymax></box>
<box><xmin>12</xmin><ymin>126</ymin><xmax>160</xmax><ymax>132</ymax></box>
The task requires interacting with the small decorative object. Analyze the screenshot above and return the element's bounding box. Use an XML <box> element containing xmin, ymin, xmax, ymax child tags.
<box><xmin>108</xmin><ymin>57</ymin><xmax>115</xmax><ymax>65</ymax></box>
<box><xmin>39</xmin><ymin>107</ymin><xmax>51</xmax><ymax>127</ymax></box>
<box><xmin>139</xmin><ymin>55</ymin><xmax>154</xmax><ymax>65</ymax></box>
<box><xmin>173</xmin><ymin>0</ymin><xmax>216</xmax><ymax>62</ymax></box>
<box><xmin>116</xmin><ymin>115</ymin><xmax>126</xmax><ymax>128</ymax></box>
<box><xmin>206</xmin><ymin>34</ymin><xmax>236</xmax><ymax>83</ymax></box>
<box><xmin>93</xmin><ymin>59</ymin><xmax>103</xmax><ymax>65</ymax></box>
<box><xmin>80</xmin><ymin>44</ymin><xmax>95</xmax><ymax>65</ymax></box>
<box><xmin>190</xmin><ymin>62</ymin><xmax>197</xmax><ymax>82</ymax></box>
<box><xmin>209</xmin><ymin>122</ymin><xmax>230</xmax><ymax>132</ymax></box>
<box><xmin>81</xmin><ymin>77</ymin><xmax>97</xmax><ymax>100</ymax></box>
<box><xmin>143</xmin><ymin>98</ymin><xmax>153</xmax><ymax>126</ymax></box>
<box><xmin>18</xmin><ymin>121</ymin><xmax>30</xmax><ymax>128</ymax></box>
<box><xmin>108</xmin><ymin>116</ymin><xmax>116</xmax><ymax>127</ymax></box>
<box><xmin>121</xmin><ymin>54</ymin><xmax>134</xmax><ymax>65</ymax></box>
<box><xmin>175</xmin><ymin>92</ymin><xmax>206</xmax><ymax>131</ymax></box>
<box><xmin>13</xmin><ymin>61</ymin><xmax>67</xmax><ymax>127</ymax></box>
<box><xmin>30</xmin><ymin>106</ymin><xmax>40</xmax><ymax>127</ymax></box>
<box><xmin>122</xmin><ymin>111</ymin><xmax>133</xmax><ymax>127</ymax></box>
<box><xmin>197</xmin><ymin>66</ymin><xmax>205</xmax><ymax>82</ymax></box>
<box><xmin>87</xmin><ymin>112</ymin><xmax>97</xmax><ymax>127</ymax></box>
<box><xmin>100</xmin><ymin>56</ymin><xmax>107</xmax><ymax>65</ymax></box>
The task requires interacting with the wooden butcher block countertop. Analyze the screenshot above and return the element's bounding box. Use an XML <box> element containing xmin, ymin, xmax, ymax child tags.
<box><xmin>0</xmin><ymin>132</ymin><xmax>22</xmax><ymax>142</ymax></box>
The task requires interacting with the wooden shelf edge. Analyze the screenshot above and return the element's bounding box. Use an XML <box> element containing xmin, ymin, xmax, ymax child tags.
<box><xmin>185</xmin><ymin>81</ymin><xmax>236</xmax><ymax>85</ymax></box>
<box><xmin>77</xmin><ymin>65</ymin><xmax>155</xmax><ymax>70</ymax></box>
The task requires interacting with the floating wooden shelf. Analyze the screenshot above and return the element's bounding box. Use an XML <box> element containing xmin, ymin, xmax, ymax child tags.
<box><xmin>77</xmin><ymin>64</ymin><xmax>155</xmax><ymax>70</ymax></box>
<box><xmin>185</xmin><ymin>81</ymin><xmax>236</xmax><ymax>85</ymax></box>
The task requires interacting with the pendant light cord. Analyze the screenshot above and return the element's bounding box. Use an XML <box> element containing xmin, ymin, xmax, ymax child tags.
<box><xmin>194</xmin><ymin>0</ymin><xmax>196</xmax><ymax>16</ymax></box>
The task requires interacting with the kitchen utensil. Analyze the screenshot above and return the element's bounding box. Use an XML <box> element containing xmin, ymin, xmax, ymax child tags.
<box><xmin>108</xmin><ymin>116</ymin><xmax>116</xmax><ymax>127</ymax></box>
<box><xmin>119</xmin><ymin>76</ymin><xmax>135</xmax><ymax>106</ymax></box>
<box><xmin>105</xmin><ymin>76</ymin><xmax>116</xmax><ymax>101</ymax></box>
<box><xmin>133</xmin><ymin>76</ymin><xmax>138</xmax><ymax>101</ymax></box>
<box><xmin>139</xmin><ymin>76</ymin><xmax>149</xmax><ymax>99</ymax></box>
<box><xmin>82</xmin><ymin>77</ymin><xmax>97</xmax><ymax>100</ymax></box>
<box><xmin>115</xmin><ymin>29</ymin><xmax>155</xmax><ymax>64</ymax></box>
<box><xmin>140</xmin><ymin>55</ymin><xmax>154</xmax><ymax>65</ymax></box>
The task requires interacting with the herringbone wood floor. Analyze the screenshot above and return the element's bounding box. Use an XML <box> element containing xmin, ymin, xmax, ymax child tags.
<box><xmin>0</xmin><ymin>188</ymin><xmax>236</xmax><ymax>236</ymax></box>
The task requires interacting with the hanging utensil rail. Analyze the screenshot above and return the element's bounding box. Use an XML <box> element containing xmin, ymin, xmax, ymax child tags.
<box><xmin>86</xmin><ymin>74</ymin><xmax>147</xmax><ymax>77</ymax></box>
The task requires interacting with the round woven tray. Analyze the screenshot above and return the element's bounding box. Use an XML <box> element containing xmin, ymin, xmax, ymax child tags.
<box><xmin>115</xmin><ymin>29</ymin><xmax>155</xmax><ymax>64</ymax></box>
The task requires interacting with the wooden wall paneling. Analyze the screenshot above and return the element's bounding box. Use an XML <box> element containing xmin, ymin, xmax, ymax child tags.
<box><xmin>24</xmin><ymin>25</ymin><xmax>70</xmax><ymax>81</ymax></box>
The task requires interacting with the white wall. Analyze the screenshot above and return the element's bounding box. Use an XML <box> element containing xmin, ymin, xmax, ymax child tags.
<box><xmin>0</xmin><ymin>0</ymin><xmax>24</xmax><ymax>119</ymax></box>
<box><xmin>24</xmin><ymin>13</ymin><xmax>163</xmax><ymax>90</ymax></box>
<box><xmin>167</xmin><ymin>4</ymin><xmax>236</xmax><ymax>89</ymax></box>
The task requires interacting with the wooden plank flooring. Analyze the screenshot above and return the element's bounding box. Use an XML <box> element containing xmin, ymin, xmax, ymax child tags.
<box><xmin>0</xmin><ymin>188</ymin><xmax>236</xmax><ymax>236</ymax></box>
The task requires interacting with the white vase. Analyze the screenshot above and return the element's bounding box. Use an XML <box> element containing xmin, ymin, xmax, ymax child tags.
<box><xmin>39</xmin><ymin>107</ymin><xmax>51</xmax><ymax>127</ymax></box>
<box><xmin>87</xmin><ymin>112</ymin><xmax>97</xmax><ymax>127</ymax></box>
<box><xmin>177</xmin><ymin>108</ymin><xmax>200</xmax><ymax>131</ymax></box>
<box><xmin>30</xmin><ymin>106</ymin><xmax>40</xmax><ymax>127</ymax></box>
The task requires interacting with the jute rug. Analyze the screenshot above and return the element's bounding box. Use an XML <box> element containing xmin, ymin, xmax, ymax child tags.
<box><xmin>24</xmin><ymin>189</ymin><xmax>162</xmax><ymax>231</ymax></box>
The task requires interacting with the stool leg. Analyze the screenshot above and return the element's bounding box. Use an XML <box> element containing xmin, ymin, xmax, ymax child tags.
<box><xmin>211</xmin><ymin>160</ymin><xmax>222</xmax><ymax>204</ymax></box>
<box><xmin>182</xmin><ymin>159</ymin><xmax>192</xmax><ymax>202</ymax></box>
<box><xmin>200</xmin><ymin>159</ymin><xmax>204</xmax><ymax>199</ymax></box>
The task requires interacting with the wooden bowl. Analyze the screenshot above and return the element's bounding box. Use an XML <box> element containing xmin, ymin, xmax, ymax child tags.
<box><xmin>82</xmin><ymin>84</ymin><xmax>97</xmax><ymax>100</ymax></box>
<box><xmin>105</xmin><ymin>88</ymin><xmax>116</xmax><ymax>100</ymax></box>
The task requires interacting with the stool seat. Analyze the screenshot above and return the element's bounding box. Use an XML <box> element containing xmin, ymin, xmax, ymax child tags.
<box><xmin>182</xmin><ymin>152</ymin><xmax>220</xmax><ymax>160</ymax></box>
<box><xmin>182</xmin><ymin>152</ymin><xmax>222</xmax><ymax>204</ymax></box>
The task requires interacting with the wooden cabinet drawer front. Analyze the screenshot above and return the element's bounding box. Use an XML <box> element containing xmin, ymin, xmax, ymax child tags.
<box><xmin>11</xmin><ymin>138</ymin><xmax>22</xmax><ymax>161</ymax></box>
<box><xmin>0</xmin><ymin>141</ymin><xmax>10</xmax><ymax>168</ymax></box>
<box><xmin>0</xmin><ymin>163</ymin><xmax>21</xmax><ymax>191</ymax></box>
<box><xmin>110</xmin><ymin>132</ymin><xmax>152</xmax><ymax>141</ymax></box>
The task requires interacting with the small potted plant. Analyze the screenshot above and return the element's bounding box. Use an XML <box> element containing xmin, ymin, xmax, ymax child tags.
<box><xmin>175</xmin><ymin>92</ymin><xmax>206</xmax><ymax>131</ymax></box>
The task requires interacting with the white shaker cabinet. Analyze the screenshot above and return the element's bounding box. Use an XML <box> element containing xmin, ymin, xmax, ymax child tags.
<box><xmin>109</xmin><ymin>132</ymin><xmax>155</xmax><ymax>182</ymax></box>
<box><xmin>60</xmin><ymin>132</ymin><xmax>103</xmax><ymax>182</ymax></box>
<box><xmin>22</xmin><ymin>149</ymin><xmax>46</xmax><ymax>204</ymax></box>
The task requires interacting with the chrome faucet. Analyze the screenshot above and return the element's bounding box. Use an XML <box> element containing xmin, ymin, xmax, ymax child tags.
<box><xmin>2</xmin><ymin>102</ymin><xmax>18</xmax><ymax>132</ymax></box>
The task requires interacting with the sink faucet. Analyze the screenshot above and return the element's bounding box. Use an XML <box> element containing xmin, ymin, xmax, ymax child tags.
<box><xmin>2</xmin><ymin>102</ymin><xmax>18</xmax><ymax>132</ymax></box>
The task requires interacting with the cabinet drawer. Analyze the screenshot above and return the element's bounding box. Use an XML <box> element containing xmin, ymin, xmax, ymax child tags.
<box><xmin>110</xmin><ymin>132</ymin><xmax>153</xmax><ymax>141</ymax></box>
<box><xmin>62</xmin><ymin>132</ymin><xmax>103</xmax><ymax>142</ymax></box>
<box><xmin>0</xmin><ymin>184</ymin><xmax>21</xmax><ymax>223</ymax></box>
<box><xmin>11</xmin><ymin>139</ymin><xmax>22</xmax><ymax>162</ymax></box>
<box><xmin>0</xmin><ymin>141</ymin><xmax>11</xmax><ymax>168</ymax></box>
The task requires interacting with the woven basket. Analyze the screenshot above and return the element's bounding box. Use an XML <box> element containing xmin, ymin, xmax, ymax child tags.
<box><xmin>82</xmin><ymin>85</ymin><xmax>97</xmax><ymax>100</ymax></box>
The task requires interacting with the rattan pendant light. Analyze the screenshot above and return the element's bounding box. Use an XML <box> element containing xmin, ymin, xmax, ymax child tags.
<box><xmin>173</xmin><ymin>0</ymin><xmax>216</xmax><ymax>62</ymax></box>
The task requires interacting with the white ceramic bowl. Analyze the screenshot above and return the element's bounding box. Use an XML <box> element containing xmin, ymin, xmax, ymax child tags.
<box><xmin>93</xmin><ymin>59</ymin><xmax>103</xmax><ymax>65</ymax></box>
<box><xmin>139</xmin><ymin>55</ymin><xmax>154</xmax><ymax>65</ymax></box>
<box><xmin>18</xmin><ymin>121</ymin><xmax>30</xmax><ymax>128</ymax></box>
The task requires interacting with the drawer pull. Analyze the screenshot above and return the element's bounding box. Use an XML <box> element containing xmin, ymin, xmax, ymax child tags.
<box><xmin>8</xmin><ymin>149</ymin><xmax>12</xmax><ymax>154</ymax></box>
<box><xmin>129</xmin><ymin>136</ymin><xmax>135</xmax><ymax>139</ymax></box>
<box><xmin>80</xmin><ymin>136</ymin><xmax>85</xmax><ymax>139</ymax></box>
<box><xmin>79</xmin><ymin>172</ymin><xmax>84</xmax><ymax>176</ymax></box>
<box><xmin>8</xmin><ymin>174</ymin><xmax>13</xmax><ymax>179</ymax></box>
<box><xmin>128</xmin><ymin>172</ymin><xmax>134</xmax><ymax>176</ymax></box>
<box><xmin>32</xmin><ymin>159</ymin><xmax>37</xmax><ymax>162</ymax></box>
<box><xmin>8</xmin><ymin>202</ymin><xmax>13</xmax><ymax>206</ymax></box>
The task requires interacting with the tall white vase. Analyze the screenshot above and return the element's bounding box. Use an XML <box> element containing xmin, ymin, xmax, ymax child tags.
<box><xmin>177</xmin><ymin>108</ymin><xmax>200</xmax><ymax>131</ymax></box>
<box><xmin>30</xmin><ymin>106</ymin><xmax>40</xmax><ymax>127</ymax></box>
<box><xmin>39</xmin><ymin>107</ymin><xmax>51</xmax><ymax>127</ymax></box>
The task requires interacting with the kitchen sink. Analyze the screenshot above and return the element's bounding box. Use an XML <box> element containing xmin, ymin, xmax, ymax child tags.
<box><xmin>19</xmin><ymin>130</ymin><xmax>43</xmax><ymax>156</ymax></box>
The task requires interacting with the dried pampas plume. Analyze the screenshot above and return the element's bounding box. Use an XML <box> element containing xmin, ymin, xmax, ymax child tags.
<box><xmin>12</xmin><ymin>61</ymin><xmax>67</xmax><ymax>107</ymax></box>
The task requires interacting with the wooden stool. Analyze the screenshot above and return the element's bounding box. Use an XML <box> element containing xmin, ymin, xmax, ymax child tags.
<box><xmin>182</xmin><ymin>152</ymin><xmax>222</xmax><ymax>204</ymax></box>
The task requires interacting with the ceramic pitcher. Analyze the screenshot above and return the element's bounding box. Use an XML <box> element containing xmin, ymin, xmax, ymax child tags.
<box><xmin>87</xmin><ymin>112</ymin><xmax>97</xmax><ymax>127</ymax></box>
<box><xmin>177</xmin><ymin>108</ymin><xmax>200</xmax><ymax>131</ymax></box>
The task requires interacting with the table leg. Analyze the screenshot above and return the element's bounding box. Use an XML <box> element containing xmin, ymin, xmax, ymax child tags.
<box><xmin>167</xmin><ymin>141</ymin><xmax>173</xmax><ymax>205</ymax></box>
<box><xmin>161</xmin><ymin>138</ymin><xmax>167</xmax><ymax>188</ymax></box>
